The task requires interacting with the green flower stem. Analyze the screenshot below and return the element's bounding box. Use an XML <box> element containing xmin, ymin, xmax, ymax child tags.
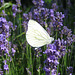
<box><xmin>37</xmin><ymin>56</ymin><xmax>40</xmax><ymax>75</ymax></box>
<box><xmin>56</xmin><ymin>29</ymin><xmax>58</xmax><ymax>40</ymax></box>
<box><xmin>11</xmin><ymin>57</ymin><xmax>15</xmax><ymax>75</ymax></box>
<box><xmin>25</xmin><ymin>28</ymin><xmax>30</xmax><ymax>74</ymax></box>
<box><xmin>19</xmin><ymin>8</ymin><xmax>22</xmax><ymax>34</ymax></box>
<box><xmin>57</xmin><ymin>60</ymin><xmax>59</xmax><ymax>75</ymax></box>
<box><xmin>35</xmin><ymin>49</ymin><xmax>40</xmax><ymax>75</ymax></box>
<box><xmin>29</xmin><ymin>46</ymin><xmax>33</xmax><ymax>75</ymax></box>
<box><xmin>50</xmin><ymin>71</ymin><xmax>51</xmax><ymax>75</ymax></box>
<box><xmin>64</xmin><ymin>46</ymin><xmax>68</xmax><ymax>74</ymax></box>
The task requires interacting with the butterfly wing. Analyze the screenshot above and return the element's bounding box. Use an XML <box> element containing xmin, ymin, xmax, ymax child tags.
<box><xmin>26</xmin><ymin>19</ymin><xmax>54</xmax><ymax>47</ymax></box>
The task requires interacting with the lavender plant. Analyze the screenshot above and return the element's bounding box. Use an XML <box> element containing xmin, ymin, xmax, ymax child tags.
<box><xmin>66</xmin><ymin>66</ymin><xmax>73</xmax><ymax>75</ymax></box>
<box><xmin>0</xmin><ymin>0</ymin><xmax>75</xmax><ymax>75</ymax></box>
<box><xmin>0</xmin><ymin>17</ymin><xmax>16</xmax><ymax>75</ymax></box>
<box><xmin>22</xmin><ymin>0</ymin><xmax>74</xmax><ymax>75</ymax></box>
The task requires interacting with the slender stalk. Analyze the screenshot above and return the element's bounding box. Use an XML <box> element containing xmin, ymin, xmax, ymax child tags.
<box><xmin>64</xmin><ymin>45</ymin><xmax>68</xmax><ymax>74</ymax></box>
<box><xmin>29</xmin><ymin>46</ymin><xmax>33</xmax><ymax>75</ymax></box>
<box><xmin>38</xmin><ymin>57</ymin><xmax>40</xmax><ymax>75</ymax></box>
<box><xmin>56</xmin><ymin>29</ymin><xmax>58</xmax><ymax>40</ymax></box>
<box><xmin>69</xmin><ymin>43</ymin><xmax>73</xmax><ymax>65</ymax></box>
<box><xmin>57</xmin><ymin>60</ymin><xmax>59</xmax><ymax>75</ymax></box>
<box><xmin>26</xmin><ymin>43</ymin><xmax>30</xmax><ymax>68</ymax></box>
<box><xmin>11</xmin><ymin>57</ymin><xmax>15</xmax><ymax>75</ymax></box>
<box><xmin>50</xmin><ymin>70</ymin><xmax>51</xmax><ymax>75</ymax></box>
<box><xmin>37</xmin><ymin>56</ymin><xmax>40</xmax><ymax>75</ymax></box>
<box><xmin>19</xmin><ymin>8</ymin><xmax>22</xmax><ymax>34</ymax></box>
<box><xmin>35</xmin><ymin>49</ymin><xmax>41</xmax><ymax>75</ymax></box>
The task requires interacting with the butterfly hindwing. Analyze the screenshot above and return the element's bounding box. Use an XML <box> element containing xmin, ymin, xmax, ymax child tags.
<box><xmin>26</xmin><ymin>27</ymin><xmax>48</xmax><ymax>47</ymax></box>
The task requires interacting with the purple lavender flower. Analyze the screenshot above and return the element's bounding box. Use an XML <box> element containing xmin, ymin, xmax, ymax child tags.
<box><xmin>22</xmin><ymin>21</ymin><xmax>28</xmax><ymax>31</ymax></box>
<box><xmin>12</xmin><ymin>4</ymin><xmax>18</xmax><ymax>12</ymax></box>
<box><xmin>52</xmin><ymin>3</ymin><xmax>58</xmax><ymax>11</ymax></box>
<box><xmin>8</xmin><ymin>21</ymin><xmax>17</xmax><ymax>31</ymax></box>
<box><xmin>8</xmin><ymin>21</ymin><xmax>13</xmax><ymax>29</ymax></box>
<box><xmin>12</xmin><ymin>4</ymin><xmax>18</xmax><ymax>17</ymax></box>
<box><xmin>66</xmin><ymin>66</ymin><xmax>73</xmax><ymax>75</ymax></box>
<box><xmin>66</xmin><ymin>36</ymin><xmax>73</xmax><ymax>45</ymax></box>
<box><xmin>34</xmin><ymin>9</ymin><xmax>39</xmax><ymax>15</ymax></box>
<box><xmin>26</xmin><ymin>68</ymin><xmax>31</xmax><ymax>75</ymax></box>
<box><xmin>0</xmin><ymin>69</ymin><xmax>3</xmax><ymax>75</ymax></box>
<box><xmin>67</xmin><ymin>0</ymin><xmax>71</xmax><ymax>8</ymax></box>
<box><xmin>61</xmin><ymin>26</ymin><xmax>72</xmax><ymax>36</ymax></box>
<box><xmin>12</xmin><ymin>48</ymin><xmax>16</xmax><ymax>56</ymax></box>
<box><xmin>32</xmin><ymin>0</ymin><xmax>37</xmax><ymax>6</ymax></box>
<box><xmin>0</xmin><ymin>34</ymin><xmax>9</xmax><ymax>56</ymax></box>
<box><xmin>3</xmin><ymin>60</ymin><xmax>9</xmax><ymax>71</ymax></box>
<box><xmin>32</xmin><ymin>0</ymin><xmax>44</xmax><ymax>8</ymax></box>
<box><xmin>34</xmin><ymin>48</ymin><xmax>42</xmax><ymax>57</ymax></box>
<box><xmin>23</xmin><ymin>13</ymin><xmax>29</xmax><ymax>20</ymax></box>
<box><xmin>54</xmin><ymin>12</ymin><xmax>64</xmax><ymax>30</ymax></box>
<box><xmin>38</xmin><ymin>0</ymin><xmax>44</xmax><ymax>7</ymax></box>
<box><xmin>16</xmin><ymin>0</ymin><xmax>21</xmax><ymax>7</ymax></box>
<box><xmin>1</xmin><ymin>10</ymin><xmax>7</xmax><ymax>17</ymax></box>
<box><xmin>0</xmin><ymin>0</ymin><xmax>4</xmax><ymax>5</ymax></box>
<box><xmin>51</xmin><ymin>69</ymin><xmax>57</xmax><ymax>75</ymax></box>
<box><xmin>54</xmin><ymin>38</ymin><xmax>66</xmax><ymax>57</ymax></box>
<box><xmin>22</xmin><ymin>13</ymin><xmax>31</xmax><ymax>31</ymax></box>
<box><xmin>60</xmin><ymin>26</ymin><xmax>74</xmax><ymax>45</ymax></box>
<box><xmin>3</xmin><ymin>60</ymin><xmax>7</xmax><ymax>64</ymax></box>
<box><xmin>43</xmin><ymin>38</ymin><xmax>67</xmax><ymax>75</ymax></box>
<box><xmin>28</xmin><ymin>12</ymin><xmax>32</xmax><ymax>19</ymax></box>
<box><xmin>43</xmin><ymin>66</ymin><xmax>50</xmax><ymax>75</ymax></box>
<box><xmin>47</xmin><ymin>27</ymin><xmax>51</xmax><ymax>35</ymax></box>
<box><xmin>4</xmin><ymin>64</ymin><xmax>9</xmax><ymax>71</ymax></box>
<box><xmin>22</xmin><ymin>0</ymin><xmax>53</xmax><ymax>29</ymax></box>
<box><xmin>56</xmin><ymin>12</ymin><xmax>65</xmax><ymax>22</ymax></box>
<box><xmin>49</xmin><ymin>8</ymin><xmax>65</xmax><ymax>31</ymax></box>
<box><xmin>0</xmin><ymin>17</ymin><xmax>7</xmax><ymax>23</ymax></box>
<box><xmin>13</xmin><ymin>13</ymin><xmax>16</xmax><ymax>17</ymax></box>
<box><xmin>50</xmin><ymin>9</ymin><xmax>54</xmax><ymax>18</ymax></box>
<box><xmin>42</xmin><ymin>8</ymin><xmax>49</xmax><ymax>20</ymax></box>
<box><xmin>0</xmin><ymin>17</ymin><xmax>8</xmax><ymax>35</ymax></box>
<box><xmin>43</xmin><ymin>44</ymin><xmax>60</xmax><ymax>75</ymax></box>
<box><xmin>0</xmin><ymin>17</ymin><xmax>16</xmax><ymax>74</ymax></box>
<box><xmin>72</xmin><ymin>35</ymin><xmax>75</xmax><ymax>42</ymax></box>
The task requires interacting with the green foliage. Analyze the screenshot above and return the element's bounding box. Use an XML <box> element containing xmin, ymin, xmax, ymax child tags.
<box><xmin>0</xmin><ymin>0</ymin><xmax>75</xmax><ymax>75</ymax></box>
<box><xmin>0</xmin><ymin>2</ymin><xmax>12</xmax><ymax>10</ymax></box>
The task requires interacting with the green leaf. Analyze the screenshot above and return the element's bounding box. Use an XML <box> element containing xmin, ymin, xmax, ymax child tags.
<box><xmin>0</xmin><ymin>2</ymin><xmax>12</xmax><ymax>10</ymax></box>
<box><xmin>13</xmin><ymin>32</ymin><xmax>25</xmax><ymax>40</ymax></box>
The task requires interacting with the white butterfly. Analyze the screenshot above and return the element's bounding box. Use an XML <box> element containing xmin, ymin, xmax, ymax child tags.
<box><xmin>26</xmin><ymin>19</ymin><xmax>54</xmax><ymax>47</ymax></box>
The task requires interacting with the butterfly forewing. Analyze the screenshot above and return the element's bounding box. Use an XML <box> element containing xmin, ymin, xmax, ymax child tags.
<box><xmin>28</xmin><ymin>20</ymin><xmax>50</xmax><ymax>40</ymax></box>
